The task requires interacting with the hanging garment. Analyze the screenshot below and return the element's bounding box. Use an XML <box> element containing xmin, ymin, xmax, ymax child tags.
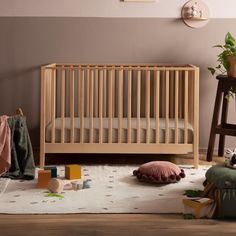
<box><xmin>3</xmin><ymin>115</ymin><xmax>35</xmax><ymax>180</ymax></box>
<box><xmin>0</xmin><ymin>115</ymin><xmax>11</xmax><ymax>175</ymax></box>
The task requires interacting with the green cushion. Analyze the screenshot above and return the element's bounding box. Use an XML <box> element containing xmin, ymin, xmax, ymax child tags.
<box><xmin>206</xmin><ymin>164</ymin><xmax>236</xmax><ymax>189</ymax></box>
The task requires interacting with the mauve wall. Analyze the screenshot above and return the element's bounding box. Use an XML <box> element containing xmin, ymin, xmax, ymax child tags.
<box><xmin>0</xmin><ymin>0</ymin><xmax>236</xmax><ymax>151</ymax></box>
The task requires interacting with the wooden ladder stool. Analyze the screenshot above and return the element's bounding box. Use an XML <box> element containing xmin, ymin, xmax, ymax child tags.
<box><xmin>207</xmin><ymin>75</ymin><xmax>236</xmax><ymax>161</ymax></box>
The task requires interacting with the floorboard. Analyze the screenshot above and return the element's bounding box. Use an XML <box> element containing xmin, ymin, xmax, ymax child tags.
<box><xmin>0</xmin><ymin>214</ymin><xmax>235</xmax><ymax>236</ymax></box>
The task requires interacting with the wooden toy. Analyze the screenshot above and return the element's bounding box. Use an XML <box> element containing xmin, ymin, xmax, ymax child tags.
<box><xmin>48</xmin><ymin>178</ymin><xmax>64</xmax><ymax>193</ymax></box>
<box><xmin>48</xmin><ymin>178</ymin><xmax>73</xmax><ymax>193</ymax></box>
<box><xmin>38</xmin><ymin>170</ymin><xmax>51</xmax><ymax>188</ymax></box>
<box><xmin>83</xmin><ymin>179</ymin><xmax>92</xmax><ymax>189</ymax></box>
<box><xmin>44</xmin><ymin>166</ymin><xmax>57</xmax><ymax>178</ymax></box>
<box><xmin>65</xmin><ymin>164</ymin><xmax>81</xmax><ymax>180</ymax></box>
<box><xmin>71</xmin><ymin>180</ymin><xmax>83</xmax><ymax>190</ymax></box>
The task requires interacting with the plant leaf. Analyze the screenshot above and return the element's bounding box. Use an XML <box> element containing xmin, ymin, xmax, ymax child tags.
<box><xmin>213</xmin><ymin>44</ymin><xmax>224</xmax><ymax>49</ymax></box>
<box><xmin>208</xmin><ymin>67</ymin><xmax>216</xmax><ymax>75</ymax></box>
<box><xmin>225</xmin><ymin>32</ymin><xmax>236</xmax><ymax>47</ymax></box>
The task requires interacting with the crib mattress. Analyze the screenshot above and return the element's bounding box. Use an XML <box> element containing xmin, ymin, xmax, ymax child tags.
<box><xmin>45</xmin><ymin>118</ymin><xmax>193</xmax><ymax>144</ymax></box>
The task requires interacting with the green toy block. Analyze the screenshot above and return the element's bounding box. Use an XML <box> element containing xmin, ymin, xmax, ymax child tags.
<box><xmin>44</xmin><ymin>166</ymin><xmax>57</xmax><ymax>178</ymax></box>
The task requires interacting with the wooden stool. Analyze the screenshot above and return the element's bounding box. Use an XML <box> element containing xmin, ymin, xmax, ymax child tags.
<box><xmin>207</xmin><ymin>75</ymin><xmax>236</xmax><ymax>161</ymax></box>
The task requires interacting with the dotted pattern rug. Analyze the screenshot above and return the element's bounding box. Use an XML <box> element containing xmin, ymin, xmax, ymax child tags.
<box><xmin>0</xmin><ymin>178</ymin><xmax>10</xmax><ymax>197</ymax></box>
<box><xmin>0</xmin><ymin>165</ymin><xmax>209</xmax><ymax>214</ymax></box>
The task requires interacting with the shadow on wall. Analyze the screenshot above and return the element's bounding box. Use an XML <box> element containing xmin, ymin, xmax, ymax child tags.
<box><xmin>0</xmin><ymin>66</ymin><xmax>40</xmax><ymax>148</ymax></box>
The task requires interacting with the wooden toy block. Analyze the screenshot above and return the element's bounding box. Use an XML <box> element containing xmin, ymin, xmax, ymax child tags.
<box><xmin>44</xmin><ymin>166</ymin><xmax>57</xmax><ymax>178</ymax></box>
<box><xmin>65</xmin><ymin>164</ymin><xmax>81</xmax><ymax>180</ymax></box>
<box><xmin>38</xmin><ymin>170</ymin><xmax>51</xmax><ymax>188</ymax></box>
<box><xmin>72</xmin><ymin>180</ymin><xmax>83</xmax><ymax>190</ymax></box>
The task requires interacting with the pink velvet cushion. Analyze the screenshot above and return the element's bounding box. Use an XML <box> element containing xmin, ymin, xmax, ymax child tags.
<box><xmin>133</xmin><ymin>161</ymin><xmax>185</xmax><ymax>184</ymax></box>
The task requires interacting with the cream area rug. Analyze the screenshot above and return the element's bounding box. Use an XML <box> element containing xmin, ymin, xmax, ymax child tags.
<box><xmin>0</xmin><ymin>165</ymin><xmax>209</xmax><ymax>214</ymax></box>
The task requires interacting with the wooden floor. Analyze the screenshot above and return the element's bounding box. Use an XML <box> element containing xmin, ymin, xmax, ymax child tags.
<box><xmin>1</xmin><ymin>153</ymin><xmax>234</xmax><ymax>236</ymax></box>
<box><xmin>1</xmin><ymin>214</ymin><xmax>236</xmax><ymax>236</ymax></box>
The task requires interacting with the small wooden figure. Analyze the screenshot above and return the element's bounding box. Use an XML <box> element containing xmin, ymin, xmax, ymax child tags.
<box><xmin>83</xmin><ymin>179</ymin><xmax>92</xmax><ymax>189</ymax></box>
<box><xmin>71</xmin><ymin>180</ymin><xmax>83</xmax><ymax>190</ymax></box>
<box><xmin>38</xmin><ymin>170</ymin><xmax>51</xmax><ymax>188</ymax></box>
<box><xmin>65</xmin><ymin>164</ymin><xmax>81</xmax><ymax>180</ymax></box>
<box><xmin>44</xmin><ymin>166</ymin><xmax>57</xmax><ymax>178</ymax></box>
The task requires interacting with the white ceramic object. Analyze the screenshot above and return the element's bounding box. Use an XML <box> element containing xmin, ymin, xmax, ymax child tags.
<box><xmin>181</xmin><ymin>0</ymin><xmax>210</xmax><ymax>28</ymax></box>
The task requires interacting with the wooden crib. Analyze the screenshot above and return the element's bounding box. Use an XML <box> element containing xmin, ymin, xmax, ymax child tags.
<box><xmin>40</xmin><ymin>63</ymin><xmax>199</xmax><ymax>168</ymax></box>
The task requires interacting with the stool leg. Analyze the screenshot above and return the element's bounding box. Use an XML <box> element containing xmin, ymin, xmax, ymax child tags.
<box><xmin>207</xmin><ymin>82</ymin><xmax>223</xmax><ymax>162</ymax></box>
<box><xmin>218</xmin><ymin>93</ymin><xmax>229</xmax><ymax>157</ymax></box>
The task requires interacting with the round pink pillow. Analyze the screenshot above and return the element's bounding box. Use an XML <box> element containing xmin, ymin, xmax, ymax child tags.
<box><xmin>133</xmin><ymin>161</ymin><xmax>185</xmax><ymax>184</ymax></box>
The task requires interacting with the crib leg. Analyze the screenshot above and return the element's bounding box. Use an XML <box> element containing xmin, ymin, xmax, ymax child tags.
<box><xmin>40</xmin><ymin>147</ymin><xmax>45</xmax><ymax>168</ymax></box>
<box><xmin>193</xmin><ymin>141</ymin><xmax>199</xmax><ymax>169</ymax></box>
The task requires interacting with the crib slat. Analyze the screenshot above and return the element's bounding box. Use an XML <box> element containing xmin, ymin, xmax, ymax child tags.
<box><xmin>170</xmin><ymin>71</ymin><xmax>174</xmax><ymax>118</ymax></box>
<box><xmin>175</xmin><ymin>70</ymin><xmax>179</xmax><ymax>144</ymax></box>
<box><xmin>78</xmin><ymin>66</ymin><xmax>81</xmax><ymax>118</ymax></box>
<box><xmin>70</xmin><ymin>68</ymin><xmax>75</xmax><ymax>143</ymax></box>
<box><xmin>118</xmin><ymin>67</ymin><xmax>123</xmax><ymax>143</ymax></box>
<box><xmin>193</xmin><ymin>67</ymin><xmax>199</xmax><ymax>168</ymax></box>
<box><xmin>45</xmin><ymin>69</ymin><xmax>52</xmax><ymax>130</ymax></box>
<box><xmin>99</xmin><ymin>69</ymin><xmax>103</xmax><ymax>144</ymax></box>
<box><xmin>86</xmin><ymin>67</ymin><xmax>90</xmax><ymax>117</ymax></box>
<box><xmin>161</xmin><ymin>72</ymin><xmax>165</xmax><ymax>118</ymax></box>
<box><xmin>136</xmin><ymin>68</ymin><xmax>141</xmax><ymax>144</ymax></box>
<box><xmin>165</xmin><ymin>71</ymin><xmax>169</xmax><ymax>143</ymax></box>
<box><xmin>51</xmin><ymin>69</ymin><xmax>56</xmax><ymax>143</ymax></box>
<box><xmin>89</xmin><ymin>69</ymin><xmax>94</xmax><ymax>143</ymax></box>
<box><xmin>145</xmin><ymin>69</ymin><xmax>150</xmax><ymax>144</ymax></box>
<box><xmin>127</xmin><ymin>68</ymin><xmax>132</xmax><ymax>143</ymax></box>
<box><xmin>40</xmin><ymin>66</ymin><xmax>46</xmax><ymax>168</ymax></box>
<box><xmin>184</xmin><ymin>71</ymin><xmax>189</xmax><ymax>144</ymax></box>
<box><xmin>103</xmin><ymin>69</ymin><xmax>107</xmax><ymax>117</ymax></box>
<box><xmin>112</xmin><ymin>67</ymin><xmax>115</xmax><ymax>118</ymax></box>
<box><xmin>154</xmin><ymin>69</ymin><xmax>160</xmax><ymax>143</ymax></box>
<box><xmin>79</xmin><ymin>69</ymin><xmax>84</xmax><ymax>144</ymax></box>
<box><xmin>95</xmin><ymin>68</ymin><xmax>99</xmax><ymax>118</ymax></box>
<box><xmin>60</xmin><ymin>68</ymin><xmax>65</xmax><ymax>143</ymax></box>
<box><xmin>108</xmin><ymin>69</ymin><xmax>113</xmax><ymax>143</ymax></box>
<box><xmin>179</xmin><ymin>72</ymin><xmax>183</xmax><ymax>118</ymax></box>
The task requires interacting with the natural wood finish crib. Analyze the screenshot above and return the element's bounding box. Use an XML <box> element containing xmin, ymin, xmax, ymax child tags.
<box><xmin>40</xmin><ymin>63</ymin><xmax>199</xmax><ymax>168</ymax></box>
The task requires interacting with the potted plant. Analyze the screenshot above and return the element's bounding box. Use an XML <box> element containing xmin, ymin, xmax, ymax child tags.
<box><xmin>208</xmin><ymin>32</ymin><xmax>236</xmax><ymax>77</ymax></box>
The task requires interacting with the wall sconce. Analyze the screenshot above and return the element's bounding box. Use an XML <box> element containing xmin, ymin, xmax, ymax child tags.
<box><xmin>181</xmin><ymin>0</ymin><xmax>210</xmax><ymax>28</ymax></box>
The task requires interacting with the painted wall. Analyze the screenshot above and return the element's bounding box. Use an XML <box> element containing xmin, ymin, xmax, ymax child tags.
<box><xmin>0</xmin><ymin>17</ymin><xmax>236</xmax><ymax>151</ymax></box>
<box><xmin>0</xmin><ymin>0</ymin><xmax>236</xmax><ymax>152</ymax></box>
<box><xmin>0</xmin><ymin>0</ymin><xmax>235</xmax><ymax>18</ymax></box>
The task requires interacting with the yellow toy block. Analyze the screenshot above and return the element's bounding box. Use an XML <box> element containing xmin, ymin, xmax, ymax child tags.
<box><xmin>65</xmin><ymin>164</ymin><xmax>81</xmax><ymax>180</ymax></box>
<box><xmin>38</xmin><ymin>170</ymin><xmax>51</xmax><ymax>188</ymax></box>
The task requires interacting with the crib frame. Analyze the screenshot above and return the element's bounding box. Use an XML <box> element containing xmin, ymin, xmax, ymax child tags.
<box><xmin>40</xmin><ymin>63</ymin><xmax>199</xmax><ymax>168</ymax></box>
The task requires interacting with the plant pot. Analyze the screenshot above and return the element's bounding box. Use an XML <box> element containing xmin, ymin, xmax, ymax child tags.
<box><xmin>227</xmin><ymin>55</ymin><xmax>236</xmax><ymax>77</ymax></box>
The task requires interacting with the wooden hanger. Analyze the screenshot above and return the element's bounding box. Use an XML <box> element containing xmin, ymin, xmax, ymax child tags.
<box><xmin>16</xmin><ymin>108</ymin><xmax>24</xmax><ymax>116</ymax></box>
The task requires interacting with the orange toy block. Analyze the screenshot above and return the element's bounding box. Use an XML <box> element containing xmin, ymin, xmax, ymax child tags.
<box><xmin>65</xmin><ymin>165</ymin><xmax>81</xmax><ymax>180</ymax></box>
<box><xmin>38</xmin><ymin>170</ymin><xmax>51</xmax><ymax>188</ymax></box>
